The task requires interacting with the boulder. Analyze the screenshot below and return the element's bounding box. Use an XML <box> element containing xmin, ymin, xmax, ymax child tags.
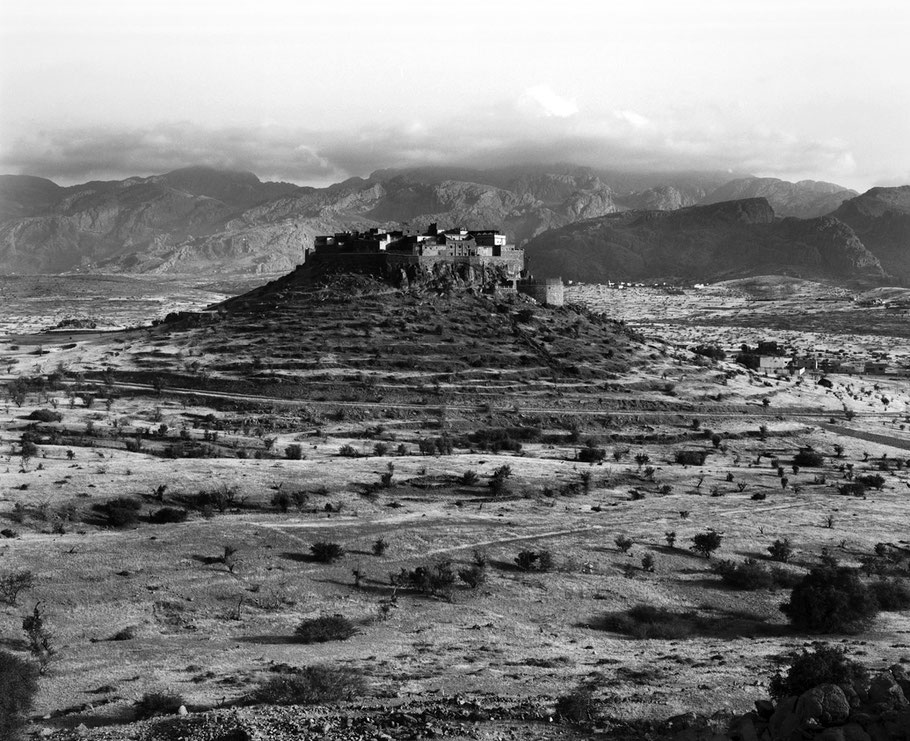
<box><xmin>815</xmin><ymin>728</ymin><xmax>847</xmax><ymax>741</ymax></box>
<box><xmin>769</xmin><ymin>696</ymin><xmax>799</xmax><ymax>739</ymax></box>
<box><xmin>728</xmin><ymin>712</ymin><xmax>761</xmax><ymax>741</ymax></box>
<box><xmin>868</xmin><ymin>673</ymin><xmax>909</xmax><ymax>710</ymax></box>
<box><xmin>796</xmin><ymin>684</ymin><xmax>851</xmax><ymax>727</ymax></box>
<box><xmin>889</xmin><ymin>664</ymin><xmax>910</xmax><ymax>700</ymax></box>
<box><xmin>841</xmin><ymin>723</ymin><xmax>873</xmax><ymax>741</ymax></box>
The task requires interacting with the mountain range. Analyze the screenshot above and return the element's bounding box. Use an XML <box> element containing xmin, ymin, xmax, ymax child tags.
<box><xmin>0</xmin><ymin>164</ymin><xmax>904</xmax><ymax>284</ymax></box>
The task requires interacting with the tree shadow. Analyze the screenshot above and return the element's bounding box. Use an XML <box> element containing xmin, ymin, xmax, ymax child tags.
<box><xmin>307</xmin><ymin>576</ymin><xmax>395</xmax><ymax>596</ymax></box>
<box><xmin>584</xmin><ymin>604</ymin><xmax>788</xmax><ymax>640</ymax></box>
<box><xmin>0</xmin><ymin>635</ymin><xmax>28</xmax><ymax>651</ymax></box>
<box><xmin>235</xmin><ymin>634</ymin><xmax>299</xmax><ymax>645</ymax></box>
<box><xmin>489</xmin><ymin>558</ymin><xmax>523</xmax><ymax>573</ymax></box>
<box><xmin>279</xmin><ymin>551</ymin><xmax>317</xmax><ymax>563</ymax></box>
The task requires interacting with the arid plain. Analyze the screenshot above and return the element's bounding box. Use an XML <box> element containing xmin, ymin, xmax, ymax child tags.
<box><xmin>1</xmin><ymin>273</ymin><xmax>909</xmax><ymax>740</ymax></box>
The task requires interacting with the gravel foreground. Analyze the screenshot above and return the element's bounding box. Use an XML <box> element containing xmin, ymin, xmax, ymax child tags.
<box><xmin>39</xmin><ymin>696</ymin><xmax>732</xmax><ymax>741</ymax></box>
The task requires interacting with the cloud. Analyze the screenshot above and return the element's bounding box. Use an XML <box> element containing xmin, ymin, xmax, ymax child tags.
<box><xmin>0</xmin><ymin>103</ymin><xmax>864</xmax><ymax>189</ymax></box>
<box><xmin>0</xmin><ymin>123</ymin><xmax>347</xmax><ymax>185</ymax></box>
<box><xmin>520</xmin><ymin>86</ymin><xmax>579</xmax><ymax>118</ymax></box>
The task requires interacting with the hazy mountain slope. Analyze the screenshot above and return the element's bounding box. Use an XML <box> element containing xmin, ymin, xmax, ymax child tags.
<box><xmin>830</xmin><ymin>186</ymin><xmax>910</xmax><ymax>280</ymax></box>
<box><xmin>0</xmin><ymin>174</ymin><xmax>65</xmax><ymax>220</ymax></box>
<box><xmin>700</xmin><ymin>177</ymin><xmax>856</xmax><ymax>218</ymax></box>
<box><xmin>523</xmin><ymin>198</ymin><xmax>884</xmax><ymax>284</ymax></box>
<box><xmin>613</xmin><ymin>184</ymin><xmax>706</xmax><ymax>211</ymax></box>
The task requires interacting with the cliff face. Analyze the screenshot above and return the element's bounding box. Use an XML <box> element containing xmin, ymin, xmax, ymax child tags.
<box><xmin>522</xmin><ymin>199</ymin><xmax>885</xmax><ymax>284</ymax></box>
<box><xmin>830</xmin><ymin>186</ymin><xmax>910</xmax><ymax>280</ymax></box>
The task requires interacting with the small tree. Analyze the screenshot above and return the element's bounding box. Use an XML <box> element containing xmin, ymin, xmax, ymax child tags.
<box><xmin>372</xmin><ymin>537</ymin><xmax>388</xmax><ymax>557</ymax></box>
<box><xmin>0</xmin><ymin>571</ymin><xmax>34</xmax><ymax>606</ymax></box>
<box><xmin>488</xmin><ymin>465</ymin><xmax>512</xmax><ymax>496</ymax></box>
<box><xmin>221</xmin><ymin>544</ymin><xmax>239</xmax><ymax>573</ymax></box>
<box><xmin>768</xmin><ymin>538</ymin><xmax>793</xmax><ymax>563</ymax></box>
<box><xmin>285</xmin><ymin>443</ymin><xmax>303</xmax><ymax>460</ymax></box>
<box><xmin>691</xmin><ymin>530</ymin><xmax>722</xmax><ymax>558</ymax></box>
<box><xmin>664</xmin><ymin>531</ymin><xmax>676</xmax><ymax>548</ymax></box>
<box><xmin>271</xmin><ymin>491</ymin><xmax>291</xmax><ymax>513</ymax></box>
<box><xmin>614</xmin><ymin>534</ymin><xmax>633</xmax><ymax>553</ymax></box>
<box><xmin>781</xmin><ymin>566</ymin><xmax>878</xmax><ymax>633</ymax></box>
<box><xmin>22</xmin><ymin>603</ymin><xmax>53</xmax><ymax>671</ymax></box>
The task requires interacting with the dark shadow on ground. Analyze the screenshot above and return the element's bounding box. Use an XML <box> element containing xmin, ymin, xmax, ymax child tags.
<box><xmin>279</xmin><ymin>551</ymin><xmax>318</xmax><ymax>563</ymax></box>
<box><xmin>235</xmin><ymin>634</ymin><xmax>299</xmax><ymax>645</ymax></box>
<box><xmin>583</xmin><ymin>604</ymin><xmax>789</xmax><ymax>640</ymax></box>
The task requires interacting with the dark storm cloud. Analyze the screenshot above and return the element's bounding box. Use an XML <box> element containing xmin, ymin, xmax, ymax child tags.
<box><xmin>0</xmin><ymin>110</ymin><xmax>859</xmax><ymax>187</ymax></box>
<box><xmin>0</xmin><ymin>123</ymin><xmax>344</xmax><ymax>184</ymax></box>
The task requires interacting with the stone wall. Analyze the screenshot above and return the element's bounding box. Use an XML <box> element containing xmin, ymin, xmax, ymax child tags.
<box><xmin>517</xmin><ymin>278</ymin><xmax>565</xmax><ymax>306</ymax></box>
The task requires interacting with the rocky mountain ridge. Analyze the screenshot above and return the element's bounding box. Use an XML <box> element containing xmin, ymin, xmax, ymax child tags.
<box><xmin>522</xmin><ymin>197</ymin><xmax>888</xmax><ymax>285</ymax></box>
<box><xmin>0</xmin><ymin>165</ymin><xmax>867</xmax><ymax>277</ymax></box>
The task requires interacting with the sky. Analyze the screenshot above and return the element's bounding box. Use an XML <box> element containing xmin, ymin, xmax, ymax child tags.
<box><xmin>1</xmin><ymin>0</ymin><xmax>908</xmax><ymax>190</ymax></box>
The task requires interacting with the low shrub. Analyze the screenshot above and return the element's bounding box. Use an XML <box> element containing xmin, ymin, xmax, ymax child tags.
<box><xmin>768</xmin><ymin>538</ymin><xmax>793</xmax><ymax>563</ymax></box>
<box><xmin>675</xmin><ymin>450</ymin><xmax>707</xmax><ymax>466</ymax></box>
<box><xmin>713</xmin><ymin>559</ymin><xmax>775</xmax><ymax>590</ymax></box>
<box><xmin>769</xmin><ymin>645</ymin><xmax>867</xmax><ymax>701</ymax></box>
<box><xmin>555</xmin><ymin>685</ymin><xmax>596</xmax><ymax>723</ymax></box>
<box><xmin>691</xmin><ymin>530</ymin><xmax>722</xmax><ymax>558</ymax></box>
<box><xmin>149</xmin><ymin>507</ymin><xmax>187</xmax><ymax>524</ymax></box>
<box><xmin>459</xmin><ymin>470</ymin><xmax>479</xmax><ymax>486</ymax></box>
<box><xmin>94</xmin><ymin>496</ymin><xmax>142</xmax><ymax>528</ymax></box>
<box><xmin>394</xmin><ymin>561</ymin><xmax>456</xmax><ymax>600</ymax></box>
<box><xmin>110</xmin><ymin>626</ymin><xmax>136</xmax><ymax>641</ymax></box>
<box><xmin>838</xmin><ymin>482</ymin><xmax>866</xmax><ymax>497</ymax></box>
<box><xmin>515</xmin><ymin>549</ymin><xmax>554</xmax><ymax>572</ymax></box>
<box><xmin>310</xmin><ymin>542</ymin><xmax>345</xmax><ymax>563</ymax></box>
<box><xmin>869</xmin><ymin>578</ymin><xmax>910</xmax><ymax>610</ymax></box>
<box><xmin>372</xmin><ymin>537</ymin><xmax>388</xmax><ymax>556</ymax></box>
<box><xmin>856</xmin><ymin>474</ymin><xmax>885</xmax><ymax>490</ymax></box>
<box><xmin>246</xmin><ymin>665</ymin><xmax>367</xmax><ymax>705</ymax></box>
<box><xmin>135</xmin><ymin>691</ymin><xmax>184</xmax><ymax>719</ymax></box>
<box><xmin>294</xmin><ymin>615</ymin><xmax>357</xmax><ymax>643</ymax></box>
<box><xmin>792</xmin><ymin>449</ymin><xmax>824</xmax><ymax>467</ymax></box>
<box><xmin>26</xmin><ymin>409</ymin><xmax>63</xmax><ymax>423</ymax></box>
<box><xmin>578</xmin><ymin>446</ymin><xmax>606</xmax><ymax>463</ymax></box>
<box><xmin>458</xmin><ymin>563</ymin><xmax>487</xmax><ymax>589</ymax></box>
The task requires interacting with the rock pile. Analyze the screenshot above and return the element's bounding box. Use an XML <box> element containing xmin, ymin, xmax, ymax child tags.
<box><xmin>728</xmin><ymin>665</ymin><xmax>910</xmax><ymax>741</ymax></box>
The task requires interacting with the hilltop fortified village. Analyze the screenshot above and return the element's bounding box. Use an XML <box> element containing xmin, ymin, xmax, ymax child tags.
<box><xmin>309</xmin><ymin>223</ymin><xmax>564</xmax><ymax>305</ymax></box>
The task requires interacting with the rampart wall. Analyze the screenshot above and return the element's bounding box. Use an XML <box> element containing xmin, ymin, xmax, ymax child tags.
<box><xmin>517</xmin><ymin>278</ymin><xmax>565</xmax><ymax>306</ymax></box>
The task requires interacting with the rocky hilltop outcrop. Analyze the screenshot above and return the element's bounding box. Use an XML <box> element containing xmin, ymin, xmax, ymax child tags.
<box><xmin>522</xmin><ymin>198</ymin><xmax>885</xmax><ymax>284</ymax></box>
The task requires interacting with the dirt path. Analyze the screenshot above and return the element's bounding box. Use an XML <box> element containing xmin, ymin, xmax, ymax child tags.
<box><xmin>819</xmin><ymin>423</ymin><xmax>910</xmax><ymax>452</ymax></box>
